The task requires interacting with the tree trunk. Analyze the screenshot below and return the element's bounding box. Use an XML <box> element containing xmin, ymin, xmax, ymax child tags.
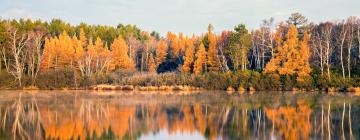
<box><xmin>326</xmin><ymin>41</ymin><xmax>331</xmax><ymax>81</ymax></box>
<box><xmin>320</xmin><ymin>44</ymin><xmax>324</xmax><ymax>76</ymax></box>
<box><xmin>339</xmin><ymin>29</ymin><xmax>347</xmax><ymax>79</ymax></box>
<box><xmin>347</xmin><ymin>25</ymin><xmax>354</xmax><ymax>78</ymax></box>
<box><xmin>347</xmin><ymin>43</ymin><xmax>352</xmax><ymax>78</ymax></box>
<box><xmin>358</xmin><ymin>28</ymin><xmax>360</xmax><ymax>59</ymax></box>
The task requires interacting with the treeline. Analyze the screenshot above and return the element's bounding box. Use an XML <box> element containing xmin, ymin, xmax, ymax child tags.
<box><xmin>0</xmin><ymin>13</ymin><xmax>360</xmax><ymax>91</ymax></box>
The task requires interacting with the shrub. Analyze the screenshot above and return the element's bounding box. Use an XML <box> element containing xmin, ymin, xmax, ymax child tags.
<box><xmin>281</xmin><ymin>75</ymin><xmax>295</xmax><ymax>90</ymax></box>
<box><xmin>262</xmin><ymin>74</ymin><xmax>281</xmax><ymax>90</ymax></box>
<box><xmin>295</xmin><ymin>75</ymin><xmax>314</xmax><ymax>90</ymax></box>
<box><xmin>0</xmin><ymin>71</ymin><xmax>16</xmax><ymax>89</ymax></box>
<box><xmin>36</xmin><ymin>68</ymin><xmax>76</xmax><ymax>89</ymax></box>
<box><xmin>203</xmin><ymin>72</ymin><xmax>229</xmax><ymax>90</ymax></box>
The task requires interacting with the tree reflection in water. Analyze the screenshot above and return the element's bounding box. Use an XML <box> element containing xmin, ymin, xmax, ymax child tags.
<box><xmin>0</xmin><ymin>91</ymin><xmax>359</xmax><ymax>140</ymax></box>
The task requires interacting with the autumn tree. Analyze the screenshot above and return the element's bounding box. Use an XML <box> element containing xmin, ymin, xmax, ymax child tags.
<box><xmin>72</xmin><ymin>35</ymin><xmax>84</xmax><ymax>68</ymax></box>
<box><xmin>193</xmin><ymin>43</ymin><xmax>206</xmax><ymax>75</ymax></box>
<box><xmin>40</xmin><ymin>31</ymin><xmax>76</xmax><ymax>71</ymax></box>
<box><xmin>166</xmin><ymin>32</ymin><xmax>181</xmax><ymax>59</ymax></box>
<box><xmin>182</xmin><ymin>38</ymin><xmax>195</xmax><ymax>73</ymax></box>
<box><xmin>264</xmin><ymin>25</ymin><xmax>311</xmax><ymax>82</ymax></box>
<box><xmin>58</xmin><ymin>31</ymin><xmax>75</xmax><ymax>66</ymax></box>
<box><xmin>40</xmin><ymin>38</ymin><xmax>54</xmax><ymax>70</ymax></box>
<box><xmin>297</xmin><ymin>32</ymin><xmax>311</xmax><ymax>82</ymax></box>
<box><xmin>207</xmin><ymin>29</ymin><xmax>220</xmax><ymax>72</ymax></box>
<box><xmin>111</xmin><ymin>36</ymin><xmax>135</xmax><ymax>70</ymax></box>
<box><xmin>156</xmin><ymin>39</ymin><xmax>167</xmax><ymax>66</ymax></box>
<box><xmin>148</xmin><ymin>53</ymin><xmax>156</xmax><ymax>73</ymax></box>
<box><xmin>79</xmin><ymin>28</ymin><xmax>87</xmax><ymax>47</ymax></box>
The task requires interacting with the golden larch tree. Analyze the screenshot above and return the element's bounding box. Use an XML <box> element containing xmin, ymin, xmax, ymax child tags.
<box><xmin>40</xmin><ymin>31</ymin><xmax>76</xmax><ymax>70</ymax></box>
<box><xmin>167</xmin><ymin>32</ymin><xmax>180</xmax><ymax>58</ymax></box>
<box><xmin>57</xmin><ymin>31</ymin><xmax>75</xmax><ymax>66</ymax></box>
<box><xmin>193</xmin><ymin>43</ymin><xmax>207</xmax><ymax>75</ymax></box>
<box><xmin>79</xmin><ymin>28</ymin><xmax>87</xmax><ymax>47</ymax></box>
<box><xmin>72</xmin><ymin>35</ymin><xmax>84</xmax><ymax>72</ymax></box>
<box><xmin>207</xmin><ymin>31</ymin><xmax>220</xmax><ymax>72</ymax></box>
<box><xmin>40</xmin><ymin>38</ymin><xmax>55</xmax><ymax>70</ymax></box>
<box><xmin>182</xmin><ymin>38</ymin><xmax>195</xmax><ymax>73</ymax></box>
<box><xmin>296</xmin><ymin>32</ymin><xmax>311</xmax><ymax>82</ymax></box>
<box><xmin>148</xmin><ymin>53</ymin><xmax>156</xmax><ymax>73</ymax></box>
<box><xmin>264</xmin><ymin>25</ymin><xmax>311</xmax><ymax>82</ymax></box>
<box><xmin>72</xmin><ymin>35</ymin><xmax>84</xmax><ymax>61</ymax></box>
<box><xmin>156</xmin><ymin>39</ymin><xmax>168</xmax><ymax>66</ymax></box>
<box><xmin>111</xmin><ymin>36</ymin><xmax>135</xmax><ymax>70</ymax></box>
<box><xmin>178</xmin><ymin>33</ymin><xmax>186</xmax><ymax>55</ymax></box>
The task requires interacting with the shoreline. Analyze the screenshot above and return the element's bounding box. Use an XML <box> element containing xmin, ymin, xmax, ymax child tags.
<box><xmin>1</xmin><ymin>84</ymin><xmax>359</xmax><ymax>94</ymax></box>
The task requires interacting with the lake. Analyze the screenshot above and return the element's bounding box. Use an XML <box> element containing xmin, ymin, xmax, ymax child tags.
<box><xmin>0</xmin><ymin>90</ymin><xmax>359</xmax><ymax>140</ymax></box>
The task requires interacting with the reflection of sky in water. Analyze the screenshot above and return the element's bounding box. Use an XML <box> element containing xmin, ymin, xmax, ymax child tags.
<box><xmin>140</xmin><ymin>129</ymin><xmax>206</xmax><ymax>140</ymax></box>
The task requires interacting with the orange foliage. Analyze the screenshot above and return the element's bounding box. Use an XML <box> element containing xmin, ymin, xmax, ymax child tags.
<box><xmin>207</xmin><ymin>31</ymin><xmax>220</xmax><ymax>72</ymax></box>
<box><xmin>167</xmin><ymin>32</ymin><xmax>180</xmax><ymax>58</ymax></box>
<box><xmin>110</xmin><ymin>36</ymin><xmax>135</xmax><ymax>70</ymax></box>
<box><xmin>265</xmin><ymin>101</ymin><xmax>312</xmax><ymax>140</ymax></box>
<box><xmin>193</xmin><ymin>43</ymin><xmax>207</xmax><ymax>75</ymax></box>
<box><xmin>156</xmin><ymin>39</ymin><xmax>168</xmax><ymax>66</ymax></box>
<box><xmin>264</xmin><ymin>25</ymin><xmax>311</xmax><ymax>81</ymax></box>
<box><xmin>182</xmin><ymin>38</ymin><xmax>195</xmax><ymax>73</ymax></box>
<box><xmin>40</xmin><ymin>31</ymin><xmax>76</xmax><ymax>70</ymax></box>
<box><xmin>148</xmin><ymin>53</ymin><xmax>156</xmax><ymax>73</ymax></box>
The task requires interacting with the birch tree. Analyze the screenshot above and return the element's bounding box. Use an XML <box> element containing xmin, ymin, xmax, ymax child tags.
<box><xmin>6</xmin><ymin>26</ymin><xmax>31</xmax><ymax>87</ymax></box>
<box><xmin>26</xmin><ymin>26</ymin><xmax>46</xmax><ymax>85</ymax></box>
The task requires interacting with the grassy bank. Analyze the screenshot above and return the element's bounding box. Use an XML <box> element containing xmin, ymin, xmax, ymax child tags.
<box><xmin>1</xmin><ymin>68</ymin><xmax>360</xmax><ymax>93</ymax></box>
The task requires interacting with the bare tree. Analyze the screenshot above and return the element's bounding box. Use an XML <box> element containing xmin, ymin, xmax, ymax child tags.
<box><xmin>336</xmin><ymin>21</ymin><xmax>348</xmax><ymax>79</ymax></box>
<box><xmin>311</xmin><ymin>30</ymin><xmax>325</xmax><ymax>76</ymax></box>
<box><xmin>254</xmin><ymin>18</ymin><xmax>274</xmax><ymax>70</ymax></box>
<box><xmin>345</xmin><ymin>17</ymin><xmax>357</xmax><ymax>78</ymax></box>
<box><xmin>6</xmin><ymin>26</ymin><xmax>31</xmax><ymax>87</ymax></box>
<box><xmin>217</xmin><ymin>31</ymin><xmax>230</xmax><ymax>72</ymax></box>
<box><xmin>1</xmin><ymin>43</ymin><xmax>9</xmax><ymax>71</ymax></box>
<box><xmin>26</xmin><ymin>26</ymin><xmax>46</xmax><ymax>85</ymax></box>
<box><xmin>322</xmin><ymin>23</ymin><xmax>334</xmax><ymax>81</ymax></box>
<box><xmin>357</xmin><ymin>19</ymin><xmax>360</xmax><ymax>59</ymax></box>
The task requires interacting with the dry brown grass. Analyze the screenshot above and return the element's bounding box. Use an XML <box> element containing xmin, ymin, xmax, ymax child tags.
<box><xmin>90</xmin><ymin>84</ymin><xmax>117</xmax><ymax>90</ymax></box>
<box><xmin>22</xmin><ymin>86</ymin><xmax>39</xmax><ymax>90</ymax></box>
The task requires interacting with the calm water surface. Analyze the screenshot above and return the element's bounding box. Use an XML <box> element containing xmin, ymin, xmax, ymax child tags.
<box><xmin>0</xmin><ymin>90</ymin><xmax>359</xmax><ymax>140</ymax></box>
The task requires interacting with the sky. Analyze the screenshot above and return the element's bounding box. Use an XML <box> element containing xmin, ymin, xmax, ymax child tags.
<box><xmin>0</xmin><ymin>0</ymin><xmax>359</xmax><ymax>35</ymax></box>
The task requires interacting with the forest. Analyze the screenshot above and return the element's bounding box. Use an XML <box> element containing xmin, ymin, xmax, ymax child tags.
<box><xmin>0</xmin><ymin>13</ymin><xmax>360</xmax><ymax>91</ymax></box>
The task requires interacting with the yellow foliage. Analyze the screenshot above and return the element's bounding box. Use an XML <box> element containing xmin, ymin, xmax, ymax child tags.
<box><xmin>148</xmin><ymin>53</ymin><xmax>156</xmax><ymax>73</ymax></box>
<box><xmin>156</xmin><ymin>39</ymin><xmax>168</xmax><ymax>66</ymax></box>
<box><xmin>110</xmin><ymin>36</ymin><xmax>135</xmax><ymax>70</ymax></box>
<box><xmin>264</xmin><ymin>25</ymin><xmax>311</xmax><ymax>81</ymax></box>
<box><xmin>193</xmin><ymin>43</ymin><xmax>207</xmax><ymax>75</ymax></box>
<box><xmin>182</xmin><ymin>38</ymin><xmax>195</xmax><ymax>73</ymax></box>
<box><xmin>207</xmin><ymin>31</ymin><xmax>220</xmax><ymax>72</ymax></box>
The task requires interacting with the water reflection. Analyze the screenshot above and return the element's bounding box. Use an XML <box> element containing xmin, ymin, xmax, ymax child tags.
<box><xmin>0</xmin><ymin>91</ymin><xmax>359</xmax><ymax>140</ymax></box>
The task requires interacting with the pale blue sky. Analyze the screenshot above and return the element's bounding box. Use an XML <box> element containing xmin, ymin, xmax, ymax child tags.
<box><xmin>0</xmin><ymin>0</ymin><xmax>359</xmax><ymax>35</ymax></box>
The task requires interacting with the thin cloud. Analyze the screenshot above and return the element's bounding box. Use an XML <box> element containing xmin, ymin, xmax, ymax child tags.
<box><xmin>0</xmin><ymin>8</ymin><xmax>32</xmax><ymax>19</ymax></box>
